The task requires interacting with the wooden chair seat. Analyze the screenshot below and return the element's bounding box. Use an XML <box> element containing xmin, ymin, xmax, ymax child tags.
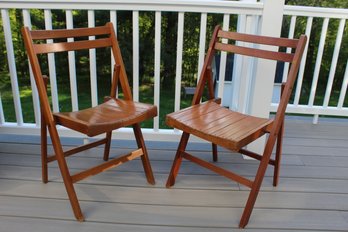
<box><xmin>55</xmin><ymin>98</ymin><xmax>157</xmax><ymax>137</ymax></box>
<box><xmin>166</xmin><ymin>101</ymin><xmax>273</xmax><ymax>151</ymax></box>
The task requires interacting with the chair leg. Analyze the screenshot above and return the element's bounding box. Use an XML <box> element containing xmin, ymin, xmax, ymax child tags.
<box><xmin>133</xmin><ymin>124</ymin><xmax>155</xmax><ymax>185</ymax></box>
<box><xmin>273</xmin><ymin>124</ymin><xmax>284</xmax><ymax>187</ymax></box>
<box><xmin>103</xmin><ymin>132</ymin><xmax>112</xmax><ymax>161</ymax></box>
<box><xmin>239</xmin><ymin>136</ymin><xmax>278</xmax><ymax>228</ymax></box>
<box><xmin>212</xmin><ymin>143</ymin><xmax>218</xmax><ymax>162</ymax></box>
<box><xmin>166</xmin><ymin>132</ymin><xmax>190</xmax><ymax>188</ymax></box>
<box><xmin>41</xmin><ymin>116</ymin><xmax>48</xmax><ymax>183</ymax></box>
<box><xmin>48</xmin><ymin>125</ymin><xmax>84</xmax><ymax>221</ymax></box>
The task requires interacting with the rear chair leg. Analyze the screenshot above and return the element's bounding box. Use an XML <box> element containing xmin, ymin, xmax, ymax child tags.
<box><xmin>41</xmin><ymin>111</ymin><xmax>48</xmax><ymax>183</ymax></box>
<box><xmin>212</xmin><ymin>143</ymin><xmax>218</xmax><ymax>162</ymax></box>
<box><xmin>273</xmin><ymin>123</ymin><xmax>284</xmax><ymax>187</ymax></box>
<box><xmin>166</xmin><ymin>132</ymin><xmax>190</xmax><ymax>188</ymax></box>
<box><xmin>103</xmin><ymin>132</ymin><xmax>112</xmax><ymax>161</ymax></box>
<box><xmin>273</xmin><ymin>84</ymin><xmax>286</xmax><ymax>187</ymax></box>
<box><xmin>133</xmin><ymin>124</ymin><xmax>155</xmax><ymax>185</ymax></box>
<box><xmin>41</xmin><ymin>77</ymin><xmax>49</xmax><ymax>183</ymax></box>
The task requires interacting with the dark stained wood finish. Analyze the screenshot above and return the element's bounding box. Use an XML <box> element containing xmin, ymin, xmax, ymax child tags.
<box><xmin>273</xmin><ymin>83</ymin><xmax>286</xmax><ymax>187</ymax></box>
<box><xmin>41</xmin><ymin>76</ymin><xmax>49</xmax><ymax>184</ymax></box>
<box><xmin>54</xmin><ymin>98</ymin><xmax>157</xmax><ymax>137</ymax></box>
<box><xmin>133</xmin><ymin>124</ymin><xmax>156</xmax><ymax>185</ymax></box>
<box><xmin>166</xmin><ymin>132</ymin><xmax>190</xmax><ymax>188</ymax></box>
<box><xmin>167</xmin><ymin>101</ymin><xmax>273</xmax><ymax>151</ymax></box>
<box><xmin>71</xmin><ymin>148</ymin><xmax>143</xmax><ymax>183</ymax></box>
<box><xmin>46</xmin><ymin>138</ymin><xmax>108</xmax><ymax>162</ymax></box>
<box><xmin>182</xmin><ymin>151</ymin><xmax>253</xmax><ymax>188</ymax></box>
<box><xmin>21</xmin><ymin>22</ymin><xmax>157</xmax><ymax>221</ymax></box>
<box><xmin>33</xmin><ymin>38</ymin><xmax>112</xmax><ymax>54</ymax></box>
<box><xmin>214</xmin><ymin>42</ymin><xmax>295</xmax><ymax>62</ymax></box>
<box><xmin>30</xmin><ymin>25</ymin><xmax>110</xmax><ymax>39</ymax></box>
<box><xmin>165</xmin><ymin>25</ymin><xmax>307</xmax><ymax>228</ymax></box>
<box><xmin>217</xmin><ymin>30</ymin><xmax>299</xmax><ymax>48</ymax></box>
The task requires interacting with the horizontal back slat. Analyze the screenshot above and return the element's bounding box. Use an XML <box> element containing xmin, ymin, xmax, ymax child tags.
<box><xmin>214</xmin><ymin>42</ymin><xmax>295</xmax><ymax>62</ymax></box>
<box><xmin>33</xmin><ymin>38</ymin><xmax>112</xmax><ymax>54</ymax></box>
<box><xmin>218</xmin><ymin>30</ymin><xmax>299</xmax><ymax>48</ymax></box>
<box><xmin>30</xmin><ymin>25</ymin><xmax>111</xmax><ymax>40</ymax></box>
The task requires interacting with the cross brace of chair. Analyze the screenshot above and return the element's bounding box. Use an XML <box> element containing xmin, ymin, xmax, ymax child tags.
<box><xmin>182</xmin><ymin>151</ymin><xmax>254</xmax><ymax>188</ymax></box>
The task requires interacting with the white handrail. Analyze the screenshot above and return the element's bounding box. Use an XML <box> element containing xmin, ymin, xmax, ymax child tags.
<box><xmin>1</xmin><ymin>9</ymin><xmax>23</xmax><ymax>125</ymax></box>
<box><xmin>338</xmin><ymin>61</ymin><xmax>348</xmax><ymax>109</ymax></box>
<box><xmin>308</xmin><ymin>18</ymin><xmax>329</xmax><ymax>107</ymax></box>
<box><xmin>197</xmin><ymin>13</ymin><xmax>207</xmax><ymax>81</ymax></box>
<box><xmin>22</xmin><ymin>9</ymin><xmax>40</xmax><ymax>126</ymax></box>
<box><xmin>217</xmin><ymin>14</ymin><xmax>230</xmax><ymax>100</ymax></box>
<box><xmin>44</xmin><ymin>9</ymin><xmax>60</xmax><ymax>113</ymax></box>
<box><xmin>110</xmin><ymin>11</ymin><xmax>117</xmax><ymax>97</ymax></box>
<box><xmin>282</xmin><ymin>15</ymin><xmax>296</xmax><ymax>83</ymax></box>
<box><xmin>284</xmin><ymin>5</ymin><xmax>348</xmax><ymax>19</ymax></box>
<box><xmin>132</xmin><ymin>11</ymin><xmax>139</xmax><ymax>102</ymax></box>
<box><xmin>154</xmin><ymin>11</ymin><xmax>161</xmax><ymax>131</ymax></box>
<box><xmin>66</xmin><ymin>10</ymin><xmax>79</xmax><ymax>111</ymax></box>
<box><xmin>0</xmin><ymin>0</ymin><xmax>263</xmax><ymax>14</ymax></box>
<box><xmin>323</xmin><ymin>19</ymin><xmax>345</xmax><ymax>108</ymax></box>
<box><xmin>174</xmin><ymin>12</ymin><xmax>184</xmax><ymax>113</ymax></box>
<box><xmin>293</xmin><ymin>16</ymin><xmax>312</xmax><ymax>106</ymax></box>
<box><xmin>88</xmin><ymin>10</ymin><xmax>98</xmax><ymax>107</ymax></box>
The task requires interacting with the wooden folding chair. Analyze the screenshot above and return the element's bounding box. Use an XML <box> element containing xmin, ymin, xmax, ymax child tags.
<box><xmin>166</xmin><ymin>25</ymin><xmax>307</xmax><ymax>228</ymax></box>
<box><xmin>21</xmin><ymin>22</ymin><xmax>157</xmax><ymax>221</ymax></box>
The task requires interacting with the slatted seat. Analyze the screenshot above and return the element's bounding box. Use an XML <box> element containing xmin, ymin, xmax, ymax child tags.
<box><xmin>167</xmin><ymin>101</ymin><xmax>273</xmax><ymax>151</ymax></box>
<box><xmin>55</xmin><ymin>98</ymin><xmax>157</xmax><ymax>137</ymax></box>
<box><xmin>165</xmin><ymin>25</ymin><xmax>307</xmax><ymax>228</ymax></box>
<box><xmin>22</xmin><ymin>22</ymin><xmax>157</xmax><ymax>221</ymax></box>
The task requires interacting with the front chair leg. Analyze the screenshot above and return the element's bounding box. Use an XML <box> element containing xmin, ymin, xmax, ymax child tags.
<box><xmin>133</xmin><ymin>124</ymin><xmax>155</xmax><ymax>185</ymax></box>
<box><xmin>48</xmin><ymin>125</ymin><xmax>84</xmax><ymax>221</ymax></box>
<box><xmin>239</xmin><ymin>141</ymin><xmax>275</xmax><ymax>228</ymax></box>
<box><xmin>166</xmin><ymin>132</ymin><xmax>190</xmax><ymax>188</ymax></box>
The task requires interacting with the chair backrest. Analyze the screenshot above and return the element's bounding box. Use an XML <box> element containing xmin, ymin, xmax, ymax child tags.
<box><xmin>21</xmin><ymin>23</ymin><xmax>131</xmax><ymax>122</ymax></box>
<box><xmin>194</xmin><ymin>25</ymin><xmax>307</xmax><ymax>133</ymax></box>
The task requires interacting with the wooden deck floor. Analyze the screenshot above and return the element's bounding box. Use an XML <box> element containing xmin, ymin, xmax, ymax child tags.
<box><xmin>0</xmin><ymin>117</ymin><xmax>348</xmax><ymax>231</ymax></box>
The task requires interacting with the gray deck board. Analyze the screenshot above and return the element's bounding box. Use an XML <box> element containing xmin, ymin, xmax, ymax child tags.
<box><xmin>1</xmin><ymin>179</ymin><xmax>348</xmax><ymax>211</ymax></box>
<box><xmin>0</xmin><ymin>118</ymin><xmax>348</xmax><ymax>231</ymax></box>
<box><xmin>2</xmin><ymin>153</ymin><xmax>347</xmax><ymax>180</ymax></box>
<box><xmin>1</xmin><ymin>195</ymin><xmax>348</xmax><ymax>231</ymax></box>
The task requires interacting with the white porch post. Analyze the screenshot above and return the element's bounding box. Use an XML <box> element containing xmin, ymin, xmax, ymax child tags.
<box><xmin>230</xmin><ymin>0</ymin><xmax>258</xmax><ymax>113</ymax></box>
<box><xmin>247</xmin><ymin>0</ymin><xmax>285</xmax><ymax>153</ymax></box>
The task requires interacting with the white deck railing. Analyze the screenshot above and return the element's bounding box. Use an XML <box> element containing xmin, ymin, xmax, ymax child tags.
<box><xmin>273</xmin><ymin>5</ymin><xmax>348</xmax><ymax>123</ymax></box>
<box><xmin>0</xmin><ymin>0</ymin><xmax>347</xmax><ymax>141</ymax></box>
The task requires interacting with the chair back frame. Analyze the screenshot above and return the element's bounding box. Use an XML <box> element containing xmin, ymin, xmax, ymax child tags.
<box><xmin>193</xmin><ymin>25</ymin><xmax>307</xmax><ymax>140</ymax></box>
<box><xmin>21</xmin><ymin>23</ymin><xmax>132</xmax><ymax>122</ymax></box>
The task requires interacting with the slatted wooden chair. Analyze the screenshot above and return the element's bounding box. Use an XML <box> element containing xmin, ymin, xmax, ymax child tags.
<box><xmin>21</xmin><ymin>22</ymin><xmax>157</xmax><ymax>221</ymax></box>
<box><xmin>166</xmin><ymin>25</ymin><xmax>307</xmax><ymax>228</ymax></box>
